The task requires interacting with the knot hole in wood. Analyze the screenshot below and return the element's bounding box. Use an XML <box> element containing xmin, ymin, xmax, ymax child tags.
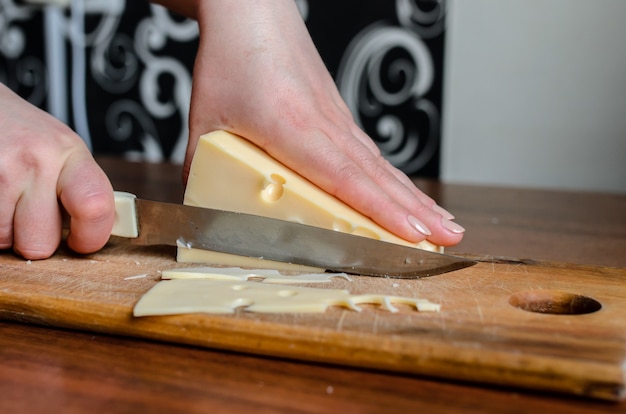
<box><xmin>508</xmin><ymin>290</ymin><xmax>602</xmax><ymax>315</ymax></box>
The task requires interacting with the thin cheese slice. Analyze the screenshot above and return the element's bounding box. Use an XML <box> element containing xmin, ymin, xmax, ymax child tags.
<box><xmin>179</xmin><ymin>130</ymin><xmax>442</xmax><ymax>270</ymax></box>
<box><xmin>133</xmin><ymin>279</ymin><xmax>441</xmax><ymax>316</ymax></box>
<box><xmin>161</xmin><ymin>267</ymin><xmax>352</xmax><ymax>284</ymax></box>
<box><xmin>177</xmin><ymin>240</ymin><xmax>321</xmax><ymax>272</ymax></box>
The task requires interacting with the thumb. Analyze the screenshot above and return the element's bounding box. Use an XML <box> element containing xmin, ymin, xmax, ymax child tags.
<box><xmin>183</xmin><ymin>130</ymin><xmax>202</xmax><ymax>185</ymax></box>
<box><xmin>58</xmin><ymin>154</ymin><xmax>115</xmax><ymax>254</ymax></box>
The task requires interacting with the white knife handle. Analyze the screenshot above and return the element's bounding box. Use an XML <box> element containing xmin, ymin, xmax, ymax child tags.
<box><xmin>112</xmin><ymin>191</ymin><xmax>139</xmax><ymax>238</ymax></box>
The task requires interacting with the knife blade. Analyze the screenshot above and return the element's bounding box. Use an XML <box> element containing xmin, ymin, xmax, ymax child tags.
<box><xmin>112</xmin><ymin>191</ymin><xmax>475</xmax><ymax>278</ymax></box>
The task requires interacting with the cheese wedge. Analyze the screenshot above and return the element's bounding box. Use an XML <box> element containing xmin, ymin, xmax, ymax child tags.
<box><xmin>179</xmin><ymin>130</ymin><xmax>442</xmax><ymax>270</ymax></box>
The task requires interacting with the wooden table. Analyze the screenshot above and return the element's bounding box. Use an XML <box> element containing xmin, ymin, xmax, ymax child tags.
<box><xmin>1</xmin><ymin>157</ymin><xmax>624</xmax><ymax>413</ymax></box>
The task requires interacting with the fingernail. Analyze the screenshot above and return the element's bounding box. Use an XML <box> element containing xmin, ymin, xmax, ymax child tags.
<box><xmin>433</xmin><ymin>204</ymin><xmax>455</xmax><ymax>220</ymax></box>
<box><xmin>408</xmin><ymin>215</ymin><xmax>432</xmax><ymax>236</ymax></box>
<box><xmin>441</xmin><ymin>218</ymin><xmax>465</xmax><ymax>234</ymax></box>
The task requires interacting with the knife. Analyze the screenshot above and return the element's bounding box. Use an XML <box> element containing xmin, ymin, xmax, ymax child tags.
<box><xmin>112</xmin><ymin>192</ymin><xmax>476</xmax><ymax>278</ymax></box>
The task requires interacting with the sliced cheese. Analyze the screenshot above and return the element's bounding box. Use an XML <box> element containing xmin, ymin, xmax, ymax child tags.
<box><xmin>176</xmin><ymin>239</ymin><xmax>320</xmax><ymax>272</ymax></box>
<box><xmin>179</xmin><ymin>130</ymin><xmax>441</xmax><ymax>270</ymax></box>
<box><xmin>161</xmin><ymin>266</ymin><xmax>351</xmax><ymax>284</ymax></box>
<box><xmin>133</xmin><ymin>279</ymin><xmax>441</xmax><ymax>316</ymax></box>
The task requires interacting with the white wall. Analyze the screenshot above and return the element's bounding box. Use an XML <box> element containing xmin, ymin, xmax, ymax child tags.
<box><xmin>441</xmin><ymin>0</ymin><xmax>626</xmax><ymax>193</ymax></box>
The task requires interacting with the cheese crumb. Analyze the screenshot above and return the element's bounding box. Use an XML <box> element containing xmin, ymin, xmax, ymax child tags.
<box><xmin>124</xmin><ymin>274</ymin><xmax>148</xmax><ymax>280</ymax></box>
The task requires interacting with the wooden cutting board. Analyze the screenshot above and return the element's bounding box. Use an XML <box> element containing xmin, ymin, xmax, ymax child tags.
<box><xmin>0</xmin><ymin>241</ymin><xmax>624</xmax><ymax>401</ymax></box>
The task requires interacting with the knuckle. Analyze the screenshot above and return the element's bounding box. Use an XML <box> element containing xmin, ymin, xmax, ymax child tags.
<box><xmin>79</xmin><ymin>191</ymin><xmax>115</xmax><ymax>224</ymax></box>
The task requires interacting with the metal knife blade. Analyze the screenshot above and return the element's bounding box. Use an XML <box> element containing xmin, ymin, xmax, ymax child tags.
<box><xmin>112</xmin><ymin>192</ymin><xmax>476</xmax><ymax>278</ymax></box>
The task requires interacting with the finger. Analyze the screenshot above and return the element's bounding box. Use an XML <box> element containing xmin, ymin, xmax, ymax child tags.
<box><xmin>270</xmin><ymin>127</ymin><xmax>463</xmax><ymax>246</ymax></box>
<box><xmin>325</xmin><ymin>151</ymin><xmax>438</xmax><ymax>244</ymax></box>
<box><xmin>0</xmin><ymin>188</ymin><xmax>19</xmax><ymax>250</ymax></box>
<box><xmin>183</xmin><ymin>132</ymin><xmax>201</xmax><ymax>185</ymax></box>
<box><xmin>347</xmin><ymin>124</ymin><xmax>454</xmax><ymax>216</ymax></box>
<box><xmin>366</xmin><ymin>155</ymin><xmax>465</xmax><ymax>246</ymax></box>
<box><xmin>345</xmin><ymin>125</ymin><xmax>436</xmax><ymax>204</ymax></box>
<box><xmin>333</xmin><ymin>127</ymin><xmax>464</xmax><ymax>244</ymax></box>
<box><xmin>259</xmin><ymin>127</ymin><xmax>428</xmax><ymax>242</ymax></box>
<box><xmin>12</xmin><ymin>185</ymin><xmax>62</xmax><ymax>260</ymax></box>
<box><xmin>376</xmin><ymin>156</ymin><xmax>456</xmax><ymax>219</ymax></box>
<box><xmin>371</xmin><ymin>154</ymin><xmax>465</xmax><ymax>243</ymax></box>
<box><xmin>57</xmin><ymin>155</ymin><xmax>115</xmax><ymax>254</ymax></box>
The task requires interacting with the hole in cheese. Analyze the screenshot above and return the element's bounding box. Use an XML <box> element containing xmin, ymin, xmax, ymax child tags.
<box><xmin>231</xmin><ymin>285</ymin><xmax>248</xmax><ymax>291</ymax></box>
<box><xmin>261</xmin><ymin>182</ymin><xmax>284</xmax><ymax>203</ymax></box>
<box><xmin>332</xmin><ymin>218</ymin><xmax>353</xmax><ymax>233</ymax></box>
<box><xmin>277</xmin><ymin>289</ymin><xmax>298</xmax><ymax>297</ymax></box>
<box><xmin>351</xmin><ymin>226</ymin><xmax>381</xmax><ymax>240</ymax></box>
<box><xmin>270</xmin><ymin>173</ymin><xmax>286</xmax><ymax>185</ymax></box>
<box><xmin>261</xmin><ymin>173</ymin><xmax>287</xmax><ymax>203</ymax></box>
<box><xmin>232</xmin><ymin>297</ymin><xmax>253</xmax><ymax>309</ymax></box>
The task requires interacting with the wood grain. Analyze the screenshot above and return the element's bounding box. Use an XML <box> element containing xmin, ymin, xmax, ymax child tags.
<box><xmin>2</xmin><ymin>321</ymin><xmax>622</xmax><ymax>414</ymax></box>
<box><xmin>0</xmin><ymin>241</ymin><xmax>623</xmax><ymax>401</ymax></box>
<box><xmin>5</xmin><ymin>320</ymin><xmax>626</xmax><ymax>414</ymax></box>
<box><xmin>1</xmin><ymin>158</ymin><xmax>624</xmax><ymax>412</ymax></box>
<box><xmin>438</xmin><ymin>182</ymin><xmax>626</xmax><ymax>268</ymax></box>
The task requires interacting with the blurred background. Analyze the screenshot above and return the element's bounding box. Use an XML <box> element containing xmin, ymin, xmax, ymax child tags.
<box><xmin>1</xmin><ymin>0</ymin><xmax>624</xmax><ymax>193</ymax></box>
<box><xmin>441</xmin><ymin>0</ymin><xmax>626</xmax><ymax>194</ymax></box>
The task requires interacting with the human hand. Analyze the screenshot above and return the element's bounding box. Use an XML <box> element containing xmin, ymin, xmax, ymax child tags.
<box><xmin>0</xmin><ymin>84</ymin><xmax>115</xmax><ymax>259</ymax></box>
<box><xmin>184</xmin><ymin>0</ymin><xmax>464</xmax><ymax>246</ymax></box>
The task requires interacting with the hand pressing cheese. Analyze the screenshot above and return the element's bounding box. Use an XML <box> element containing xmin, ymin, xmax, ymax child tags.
<box><xmin>178</xmin><ymin>130</ymin><xmax>442</xmax><ymax>271</ymax></box>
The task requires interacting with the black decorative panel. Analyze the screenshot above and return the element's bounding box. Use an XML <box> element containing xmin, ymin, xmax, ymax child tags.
<box><xmin>0</xmin><ymin>0</ymin><xmax>445</xmax><ymax>177</ymax></box>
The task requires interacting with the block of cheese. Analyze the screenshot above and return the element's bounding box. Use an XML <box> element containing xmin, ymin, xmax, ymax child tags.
<box><xmin>178</xmin><ymin>130</ymin><xmax>442</xmax><ymax>271</ymax></box>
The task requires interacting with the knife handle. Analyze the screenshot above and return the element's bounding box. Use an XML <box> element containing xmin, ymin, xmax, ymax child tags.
<box><xmin>112</xmin><ymin>191</ymin><xmax>139</xmax><ymax>238</ymax></box>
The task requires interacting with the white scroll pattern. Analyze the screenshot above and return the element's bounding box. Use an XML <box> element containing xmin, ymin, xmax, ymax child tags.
<box><xmin>337</xmin><ymin>0</ymin><xmax>446</xmax><ymax>174</ymax></box>
<box><xmin>0</xmin><ymin>0</ymin><xmax>445</xmax><ymax>174</ymax></box>
<box><xmin>90</xmin><ymin>2</ymin><xmax>197</xmax><ymax>163</ymax></box>
<box><xmin>0</xmin><ymin>0</ymin><xmax>196</xmax><ymax>163</ymax></box>
<box><xmin>114</xmin><ymin>4</ymin><xmax>196</xmax><ymax>162</ymax></box>
<box><xmin>0</xmin><ymin>0</ymin><xmax>46</xmax><ymax>105</ymax></box>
